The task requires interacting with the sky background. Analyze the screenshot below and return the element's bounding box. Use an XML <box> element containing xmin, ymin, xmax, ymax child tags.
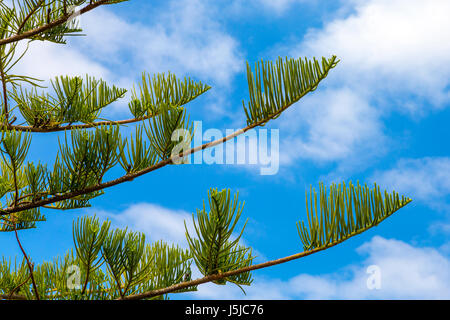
<box><xmin>2</xmin><ymin>0</ymin><xmax>450</xmax><ymax>299</ymax></box>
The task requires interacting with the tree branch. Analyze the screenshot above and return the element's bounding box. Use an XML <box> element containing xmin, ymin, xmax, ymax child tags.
<box><xmin>0</xmin><ymin>55</ymin><xmax>9</xmax><ymax>123</ymax></box>
<box><xmin>0</xmin><ymin>293</ymin><xmax>28</xmax><ymax>300</ymax></box>
<box><xmin>16</xmin><ymin>0</ymin><xmax>47</xmax><ymax>35</ymax></box>
<box><xmin>0</xmin><ymin>0</ymin><xmax>117</xmax><ymax>46</ymax></box>
<box><xmin>119</xmin><ymin>207</ymin><xmax>407</xmax><ymax>300</ymax></box>
<box><xmin>6</xmin><ymin>114</ymin><xmax>155</xmax><ymax>133</ymax></box>
<box><xmin>13</xmin><ymin>221</ymin><xmax>40</xmax><ymax>300</ymax></box>
<box><xmin>0</xmin><ymin>108</ymin><xmax>291</xmax><ymax>216</ymax></box>
<box><xmin>0</xmin><ymin>122</ymin><xmax>257</xmax><ymax>216</ymax></box>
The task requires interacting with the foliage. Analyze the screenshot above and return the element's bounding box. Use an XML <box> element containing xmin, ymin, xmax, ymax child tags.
<box><xmin>297</xmin><ymin>182</ymin><xmax>412</xmax><ymax>251</ymax></box>
<box><xmin>186</xmin><ymin>188</ymin><xmax>253</xmax><ymax>288</ymax></box>
<box><xmin>0</xmin><ymin>215</ymin><xmax>195</xmax><ymax>300</ymax></box>
<box><xmin>0</xmin><ymin>0</ymin><xmax>412</xmax><ymax>300</ymax></box>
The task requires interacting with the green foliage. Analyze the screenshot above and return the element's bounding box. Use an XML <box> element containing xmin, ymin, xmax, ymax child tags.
<box><xmin>129</xmin><ymin>72</ymin><xmax>211</xmax><ymax>118</ymax></box>
<box><xmin>143</xmin><ymin>240</ymin><xmax>196</xmax><ymax>295</ymax></box>
<box><xmin>0</xmin><ymin>0</ymin><xmax>414</xmax><ymax>301</ymax></box>
<box><xmin>7</xmin><ymin>0</ymin><xmax>83</xmax><ymax>43</ymax></box>
<box><xmin>58</xmin><ymin>125</ymin><xmax>124</xmax><ymax>187</ymax></box>
<box><xmin>11</xmin><ymin>75</ymin><xmax>127</xmax><ymax>128</ymax></box>
<box><xmin>0</xmin><ymin>257</ymin><xmax>30</xmax><ymax>299</ymax></box>
<box><xmin>0</xmin><ymin>5</ymin><xmax>42</xmax><ymax>90</ymax></box>
<box><xmin>186</xmin><ymin>188</ymin><xmax>254</xmax><ymax>289</ymax></box>
<box><xmin>145</xmin><ymin>105</ymin><xmax>193</xmax><ymax>161</ymax></box>
<box><xmin>0</xmin><ymin>208</ymin><xmax>46</xmax><ymax>232</ymax></box>
<box><xmin>297</xmin><ymin>182</ymin><xmax>412</xmax><ymax>251</ymax></box>
<box><xmin>0</xmin><ymin>215</ymin><xmax>195</xmax><ymax>300</ymax></box>
<box><xmin>119</xmin><ymin>124</ymin><xmax>158</xmax><ymax>173</ymax></box>
<box><xmin>243</xmin><ymin>55</ymin><xmax>339</xmax><ymax>125</ymax></box>
<box><xmin>0</xmin><ymin>128</ymin><xmax>31</xmax><ymax>170</ymax></box>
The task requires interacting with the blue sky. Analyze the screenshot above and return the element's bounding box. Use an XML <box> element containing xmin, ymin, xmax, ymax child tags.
<box><xmin>2</xmin><ymin>0</ymin><xmax>450</xmax><ymax>299</ymax></box>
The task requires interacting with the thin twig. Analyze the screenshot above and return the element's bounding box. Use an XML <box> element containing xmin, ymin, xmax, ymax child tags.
<box><xmin>4</xmin><ymin>114</ymin><xmax>155</xmax><ymax>133</ymax></box>
<box><xmin>16</xmin><ymin>0</ymin><xmax>47</xmax><ymax>35</ymax></box>
<box><xmin>13</xmin><ymin>220</ymin><xmax>40</xmax><ymax>300</ymax></box>
<box><xmin>7</xmin><ymin>273</ymin><xmax>32</xmax><ymax>300</ymax></box>
<box><xmin>0</xmin><ymin>56</ymin><xmax>9</xmax><ymax>123</ymax></box>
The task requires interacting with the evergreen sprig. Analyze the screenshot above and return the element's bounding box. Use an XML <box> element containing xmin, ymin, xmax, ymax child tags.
<box><xmin>186</xmin><ymin>188</ymin><xmax>254</xmax><ymax>289</ymax></box>
<box><xmin>0</xmin><ymin>216</ymin><xmax>197</xmax><ymax>300</ymax></box>
<box><xmin>145</xmin><ymin>105</ymin><xmax>193</xmax><ymax>161</ymax></box>
<box><xmin>243</xmin><ymin>55</ymin><xmax>339</xmax><ymax>125</ymax></box>
<box><xmin>11</xmin><ymin>75</ymin><xmax>127</xmax><ymax>128</ymax></box>
<box><xmin>129</xmin><ymin>72</ymin><xmax>211</xmax><ymax>118</ymax></box>
<box><xmin>58</xmin><ymin>125</ymin><xmax>124</xmax><ymax>189</ymax></box>
<box><xmin>119</xmin><ymin>124</ymin><xmax>158</xmax><ymax>173</ymax></box>
<box><xmin>297</xmin><ymin>181</ymin><xmax>412</xmax><ymax>251</ymax></box>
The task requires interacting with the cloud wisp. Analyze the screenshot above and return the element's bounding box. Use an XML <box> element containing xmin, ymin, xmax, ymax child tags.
<box><xmin>183</xmin><ymin>236</ymin><xmax>450</xmax><ymax>299</ymax></box>
<box><xmin>271</xmin><ymin>0</ymin><xmax>450</xmax><ymax>173</ymax></box>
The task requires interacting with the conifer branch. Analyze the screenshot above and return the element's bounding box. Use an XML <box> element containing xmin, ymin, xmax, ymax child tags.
<box><xmin>0</xmin><ymin>56</ymin><xmax>9</xmax><ymax>122</ymax></box>
<box><xmin>0</xmin><ymin>122</ymin><xmax>254</xmax><ymax>216</ymax></box>
<box><xmin>0</xmin><ymin>0</ymin><xmax>126</xmax><ymax>46</ymax></box>
<box><xmin>7</xmin><ymin>115</ymin><xmax>155</xmax><ymax>132</ymax></box>
<box><xmin>119</xmin><ymin>183</ymin><xmax>412</xmax><ymax>300</ymax></box>
<box><xmin>0</xmin><ymin>96</ymin><xmax>324</xmax><ymax>216</ymax></box>
<box><xmin>0</xmin><ymin>292</ymin><xmax>27</xmax><ymax>300</ymax></box>
<box><xmin>120</xmin><ymin>194</ymin><xmax>411</xmax><ymax>300</ymax></box>
<box><xmin>16</xmin><ymin>0</ymin><xmax>47</xmax><ymax>35</ymax></box>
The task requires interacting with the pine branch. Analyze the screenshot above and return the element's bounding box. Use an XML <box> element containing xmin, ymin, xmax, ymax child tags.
<box><xmin>243</xmin><ymin>55</ymin><xmax>339</xmax><ymax>126</ymax></box>
<box><xmin>0</xmin><ymin>55</ymin><xmax>336</xmax><ymax>221</ymax></box>
<box><xmin>0</xmin><ymin>124</ymin><xmax>254</xmax><ymax>216</ymax></box>
<box><xmin>0</xmin><ymin>0</ymin><xmax>128</xmax><ymax>46</ymax></box>
<box><xmin>0</xmin><ymin>292</ymin><xmax>27</xmax><ymax>300</ymax></box>
<box><xmin>120</xmin><ymin>187</ymin><xmax>411</xmax><ymax>300</ymax></box>
<box><xmin>7</xmin><ymin>115</ymin><xmax>156</xmax><ymax>133</ymax></box>
<box><xmin>16</xmin><ymin>0</ymin><xmax>47</xmax><ymax>35</ymax></box>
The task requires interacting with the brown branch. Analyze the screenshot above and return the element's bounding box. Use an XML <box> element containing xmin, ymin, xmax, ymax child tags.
<box><xmin>13</xmin><ymin>221</ymin><xmax>40</xmax><ymax>300</ymax></box>
<box><xmin>7</xmin><ymin>273</ymin><xmax>32</xmax><ymax>300</ymax></box>
<box><xmin>0</xmin><ymin>122</ymin><xmax>258</xmax><ymax>216</ymax></box>
<box><xmin>0</xmin><ymin>293</ymin><xmax>28</xmax><ymax>300</ymax></box>
<box><xmin>119</xmin><ymin>207</ymin><xmax>407</xmax><ymax>300</ymax></box>
<box><xmin>16</xmin><ymin>0</ymin><xmax>47</xmax><ymax>35</ymax></box>
<box><xmin>5</xmin><ymin>114</ymin><xmax>155</xmax><ymax>133</ymax></box>
<box><xmin>0</xmin><ymin>0</ymin><xmax>117</xmax><ymax>46</ymax></box>
<box><xmin>0</xmin><ymin>56</ymin><xmax>9</xmax><ymax>123</ymax></box>
<box><xmin>0</xmin><ymin>67</ymin><xmax>329</xmax><ymax>215</ymax></box>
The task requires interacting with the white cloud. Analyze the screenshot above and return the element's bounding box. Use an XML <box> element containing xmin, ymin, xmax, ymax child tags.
<box><xmin>9</xmin><ymin>0</ymin><xmax>243</xmax><ymax>116</ymax></box>
<box><xmin>297</xmin><ymin>0</ymin><xmax>450</xmax><ymax>109</ymax></box>
<box><xmin>77</xmin><ymin>0</ymin><xmax>242</xmax><ymax>87</ymax></box>
<box><xmin>94</xmin><ymin>203</ymin><xmax>194</xmax><ymax>247</ymax></box>
<box><xmin>279</xmin><ymin>87</ymin><xmax>384</xmax><ymax>165</ymax></box>
<box><xmin>182</xmin><ymin>236</ymin><xmax>450</xmax><ymax>299</ymax></box>
<box><xmin>371</xmin><ymin>157</ymin><xmax>450</xmax><ymax>209</ymax></box>
<box><xmin>289</xmin><ymin>236</ymin><xmax>450</xmax><ymax>299</ymax></box>
<box><xmin>12</xmin><ymin>41</ymin><xmax>110</xmax><ymax>82</ymax></box>
<box><xmin>272</xmin><ymin>0</ymin><xmax>450</xmax><ymax>171</ymax></box>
